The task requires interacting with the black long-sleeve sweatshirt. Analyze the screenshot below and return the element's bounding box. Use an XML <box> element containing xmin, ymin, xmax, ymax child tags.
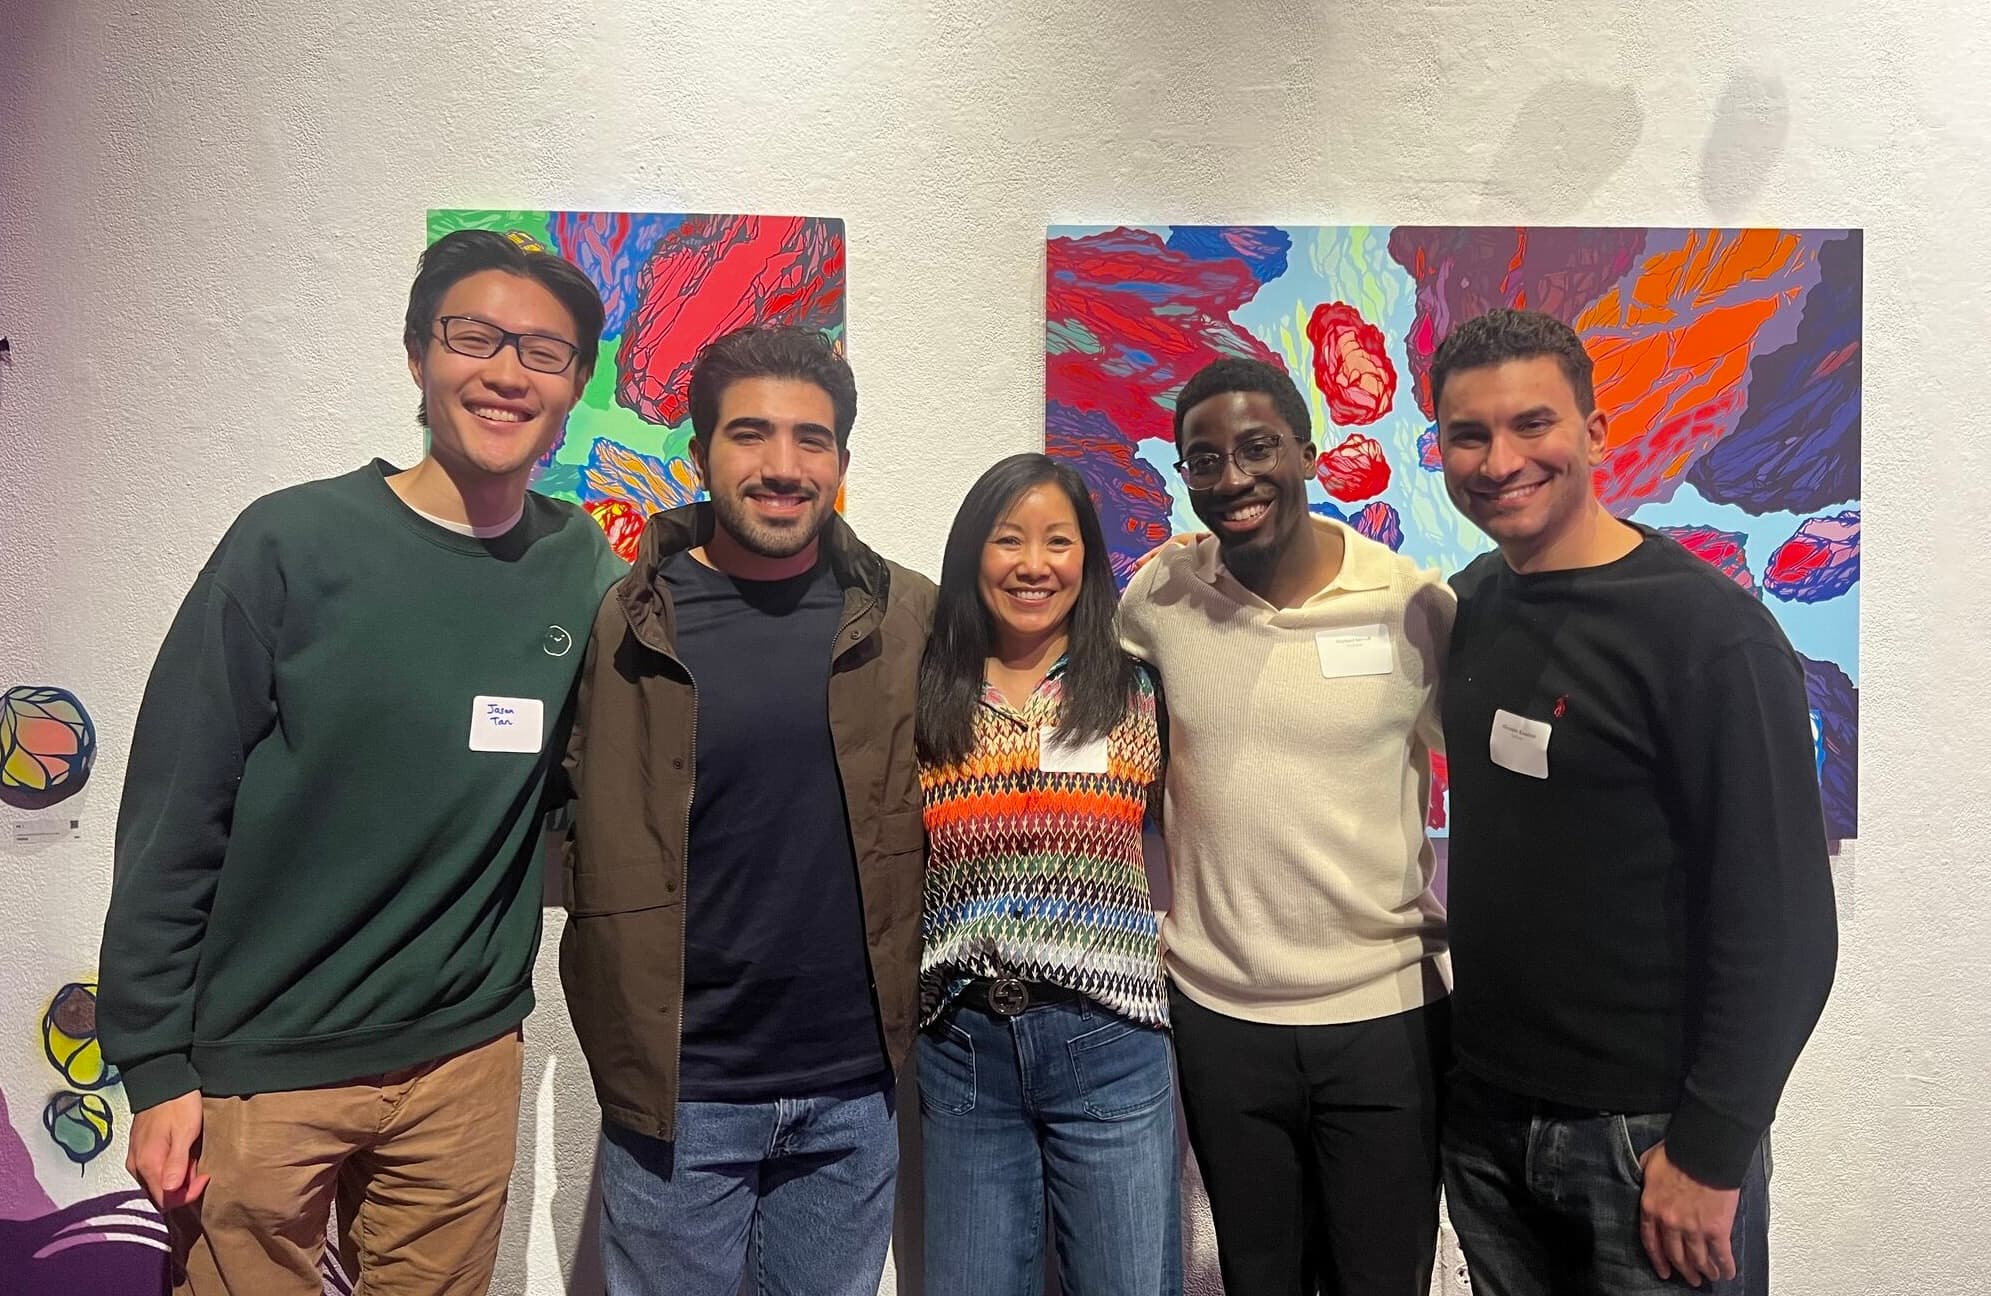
<box><xmin>1442</xmin><ymin>526</ymin><xmax>1838</xmax><ymax>1188</ymax></box>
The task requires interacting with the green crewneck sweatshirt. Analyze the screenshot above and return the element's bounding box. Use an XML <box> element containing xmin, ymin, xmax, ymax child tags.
<box><xmin>100</xmin><ymin>461</ymin><xmax>627</xmax><ymax>1110</ymax></box>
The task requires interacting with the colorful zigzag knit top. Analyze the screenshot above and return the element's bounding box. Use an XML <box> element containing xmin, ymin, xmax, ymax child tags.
<box><xmin>918</xmin><ymin>657</ymin><xmax>1168</xmax><ymax>1027</ymax></box>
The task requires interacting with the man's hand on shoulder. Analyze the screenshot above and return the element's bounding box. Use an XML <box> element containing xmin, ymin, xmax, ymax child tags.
<box><xmin>1132</xmin><ymin>532</ymin><xmax>1203</xmax><ymax>574</ymax></box>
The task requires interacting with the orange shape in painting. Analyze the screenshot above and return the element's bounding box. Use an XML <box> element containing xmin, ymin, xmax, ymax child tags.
<box><xmin>1575</xmin><ymin>230</ymin><xmax>1811</xmax><ymax>508</ymax></box>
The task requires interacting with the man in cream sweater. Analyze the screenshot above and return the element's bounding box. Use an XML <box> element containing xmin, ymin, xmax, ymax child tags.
<box><xmin>1121</xmin><ymin>357</ymin><xmax>1454</xmax><ymax>1295</ymax></box>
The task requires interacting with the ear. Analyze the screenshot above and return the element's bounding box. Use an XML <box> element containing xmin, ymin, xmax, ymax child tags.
<box><xmin>687</xmin><ymin>435</ymin><xmax>709</xmax><ymax>485</ymax></box>
<box><xmin>1583</xmin><ymin>408</ymin><xmax>1610</xmax><ymax>465</ymax></box>
<box><xmin>406</xmin><ymin>343</ymin><xmax>424</xmax><ymax>390</ymax></box>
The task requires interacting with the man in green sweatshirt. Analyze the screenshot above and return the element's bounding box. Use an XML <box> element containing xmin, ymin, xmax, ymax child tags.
<box><xmin>98</xmin><ymin>229</ymin><xmax>626</xmax><ymax>1296</ymax></box>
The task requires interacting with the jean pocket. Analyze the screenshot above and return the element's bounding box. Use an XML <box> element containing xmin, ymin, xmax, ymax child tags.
<box><xmin>1612</xmin><ymin>1112</ymin><xmax>1669</xmax><ymax>1184</ymax></box>
<box><xmin>917</xmin><ymin>1023</ymin><xmax>976</xmax><ymax>1116</ymax></box>
<box><xmin>1068</xmin><ymin>1018</ymin><xmax>1172</xmax><ymax>1121</ymax></box>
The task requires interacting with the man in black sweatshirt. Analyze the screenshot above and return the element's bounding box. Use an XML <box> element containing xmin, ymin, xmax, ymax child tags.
<box><xmin>1431</xmin><ymin>309</ymin><xmax>1837</xmax><ymax>1294</ymax></box>
<box><xmin>97</xmin><ymin>230</ymin><xmax>625</xmax><ymax>1295</ymax></box>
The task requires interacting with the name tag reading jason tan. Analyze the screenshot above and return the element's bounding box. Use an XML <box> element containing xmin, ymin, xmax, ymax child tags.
<box><xmin>469</xmin><ymin>696</ymin><xmax>545</xmax><ymax>753</ymax></box>
<box><xmin>1489</xmin><ymin>708</ymin><xmax>1551</xmax><ymax>779</ymax></box>
<box><xmin>1040</xmin><ymin>729</ymin><xmax>1111</xmax><ymax>775</ymax></box>
<box><xmin>1315</xmin><ymin>624</ymin><xmax>1395</xmax><ymax>678</ymax></box>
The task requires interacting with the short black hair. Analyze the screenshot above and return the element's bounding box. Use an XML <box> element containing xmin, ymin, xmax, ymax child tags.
<box><xmin>1428</xmin><ymin>308</ymin><xmax>1596</xmax><ymax>416</ymax></box>
<box><xmin>403</xmin><ymin>229</ymin><xmax>606</xmax><ymax>427</ymax></box>
<box><xmin>688</xmin><ymin>326</ymin><xmax>857</xmax><ymax>449</ymax></box>
<box><xmin>1172</xmin><ymin>357</ymin><xmax>1311</xmax><ymax>448</ymax></box>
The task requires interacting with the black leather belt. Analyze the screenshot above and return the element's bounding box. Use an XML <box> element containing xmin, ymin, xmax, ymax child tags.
<box><xmin>957</xmin><ymin>977</ymin><xmax>1082</xmax><ymax>1018</ymax></box>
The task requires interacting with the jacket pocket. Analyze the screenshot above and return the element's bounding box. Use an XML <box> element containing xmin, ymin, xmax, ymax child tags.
<box><xmin>566</xmin><ymin>856</ymin><xmax>680</xmax><ymax>917</ymax></box>
<box><xmin>876</xmin><ymin>807</ymin><xmax>926</xmax><ymax>856</ymax></box>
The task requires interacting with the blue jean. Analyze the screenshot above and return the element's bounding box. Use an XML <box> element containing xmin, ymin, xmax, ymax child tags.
<box><xmin>594</xmin><ymin>1073</ymin><xmax>898</xmax><ymax>1296</ymax></box>
<box><xmin>1442</xmin><ymin>1071</ymin><xmax>1770</xmax><ymax>1296</ymax></box>
<box><xmin>919</xmin><ymin>996</ymin><xmax>1182</xmax><ymax>1296</ymax></box>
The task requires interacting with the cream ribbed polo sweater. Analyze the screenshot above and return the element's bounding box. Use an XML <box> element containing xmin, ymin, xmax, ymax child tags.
<box><xmin>1120</xmin><ymin>517</ymin><xmax>1455</xmax><ymax>1025</ymax></box>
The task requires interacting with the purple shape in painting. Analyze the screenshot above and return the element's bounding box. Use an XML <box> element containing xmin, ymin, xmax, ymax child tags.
<box><xmin>1686</xmin><ymin>232</ymin><xmax>1861</xmax><ymax>515</ymax></box>
<box><xmin>1350</xmin><ymin>501</ymin><xmax>1405</xmax><ymax>552</ymax></box>
<box><xmin>1417</xmin><ymin>423</ymin><xmax>1441</xmax><ymax>471</ymax></box>
<box><xmin>1046</xmin><ymin>401</ymin><xmax>1176</xmax><ymax>586</ymax></box>
<box><xmin>1385</xmin><ymin>226</ymin><xmax>1648</xmax><ymax>420</ymax></box>
<box><xmin>1800</xmin><ymin>652</ymin><xmax>1858</xmax><ymax>841</ymax></box>
<box><xmin>0</xmin><ymin>1190</ymin><xmax>170</xmax><ymax>1295</ymax></box>
<box><xmin>550</xmin><ymin>211</ymin><xmax>685</xmax><ymax>338</ymax></box>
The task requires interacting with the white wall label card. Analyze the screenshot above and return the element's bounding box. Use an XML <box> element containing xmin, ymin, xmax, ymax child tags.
<box><xmin>1040</xmin><ymin>729</ymin><xmax>1111</xmax><ymax>775</ymax></box>
<box><xmin>469</xmin><ymin>696</ymin><xmax>544</xmax><ymax>753</ymax></box>
<box><xmin>11</xmin><ymin>817</ymin><xmax>81</xmax><ymax>845</ymax></box>
<box><xmin>1489</xmin><ymin>708</ymin><xmax>1551</xmax><ymax>779</ymax></box>
<box><xmin>1315</xmin><ymin>624</ymin><xmax>1395</xmax><ymax>678</ymax></box>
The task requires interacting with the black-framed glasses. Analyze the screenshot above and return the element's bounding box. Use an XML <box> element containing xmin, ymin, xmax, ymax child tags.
<box><xmin>434</xmin><ymin>316</ymin><xmax>581</xmax><ymax>375</ymax></box>
<box><xmin>1173</xmin><ymin>434</ymin><xmax>1293</xmax><ymax>489</ymax></box>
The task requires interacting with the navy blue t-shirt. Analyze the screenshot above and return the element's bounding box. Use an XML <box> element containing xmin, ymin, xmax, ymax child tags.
<box><xmin>663</xmin><ymin>551</ymin><xmax>885</xmax><ymax>1099</ymax></box>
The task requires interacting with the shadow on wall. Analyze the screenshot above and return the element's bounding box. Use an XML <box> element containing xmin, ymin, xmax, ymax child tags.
<box><xmin>1475</xmin><ymin>78</ymin><xmax>1645</xmax><ymax>221</ymax></box>
<box><xmin>1700</xmin><ymin>71</ymin><xmax>1790</xmax><ymax>220</ymax></box>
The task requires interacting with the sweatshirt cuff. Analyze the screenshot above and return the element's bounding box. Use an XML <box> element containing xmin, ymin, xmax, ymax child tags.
<box><xmin>1665</xmin><ymin>1096</ymin><xmax>1763</xmax><ymax>1189</ymax></box>
<box><xmin>119</xmin><ymin>1054</ymin><xmax>202</xmax><ymax>1112</ymax></box>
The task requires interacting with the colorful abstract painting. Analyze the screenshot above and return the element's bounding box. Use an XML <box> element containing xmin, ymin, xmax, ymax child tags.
<box><xmin>426</xmin><ymin>211</ymin><xmax>849</xmax><ymax>561</ymax></box>
<box><xmin>0</xmin><ymin>686</ymin><xmax>95</xmax><ymax>812</ymax></box>
<box><xmin>1046</xmin><ymin>225</ymin><xmax>1860</xmax><ymax>838</ymax></box>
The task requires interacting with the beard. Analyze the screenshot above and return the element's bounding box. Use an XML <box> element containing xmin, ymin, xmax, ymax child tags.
<box><xmin>1192</xmin><ymin>490</ymin><xmax>1299</xmax><ymax>589</ymax></box>
<box><xmin>709</xmin><ymin>487</ymin><xmax>835</xmax><ymax>559</ymax></box>
<box><xmin>1219</xmin><ymin>529</ymin><xmax>1282</xmax><ymax>588</ymax></box>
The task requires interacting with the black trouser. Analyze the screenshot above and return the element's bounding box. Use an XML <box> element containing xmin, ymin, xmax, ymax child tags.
<box><xmin>1168</xmin><ymin>984</ymin><xmax>1449</xmax><ymax>1296</ymax></box>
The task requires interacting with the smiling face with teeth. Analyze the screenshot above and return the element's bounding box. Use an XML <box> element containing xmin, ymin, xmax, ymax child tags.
<box><xmin>977</xmin><ymin>483</ymin><xmax>1084</xmax><ymax>661</ymax></box>
<box><xmin>1436</xmin><ymin>354</ymin><xmax>1611</xmax><ymax>571</ymax></box>
<box><xmin>691</xmin><ymin>375</ymin><xmax>850</xmax><ymax>579</ymax></box>
<box><xmin>407</xmin><ymin>269</ymin><xmax>589</xmax><ymax>485</ymax></box>
<box><xmin>1177</xmin><ymin>390</ymin><xmax>1315</xmax><ymax>587</ymax></box>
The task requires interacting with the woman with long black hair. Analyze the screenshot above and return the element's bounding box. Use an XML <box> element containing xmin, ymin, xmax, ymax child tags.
<box><xmin>915</xmin><ymin>452</ymin><xmax>1178</xmax><ymax>1295</ymax></box>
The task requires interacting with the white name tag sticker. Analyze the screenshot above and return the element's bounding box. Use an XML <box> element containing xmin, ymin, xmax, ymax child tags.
<box><xmin>1040</xmin><ymin>729</ymin><xmax>1111</xmax><ymax>775</ymax></box>
<box><xmin>1489</xmin><ymin>708</ymin><xmax>1551</xmax><ymax>779</ymax></box>
<box><xmin>1315</xmin><ymin>624</ymin><xmax>1395</xmax><ymax>678</ymax></box>
<box><xmin>469</xmin><ymin>696</ymin><xmax>545</xmax><ymax>753</ymax></box>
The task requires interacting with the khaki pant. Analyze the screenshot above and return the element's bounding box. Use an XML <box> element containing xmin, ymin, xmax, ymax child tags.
<box><xmin>169</xmin><ymin>1029</ymin><xmax>523</xmax><ymax>1296</ymax></box>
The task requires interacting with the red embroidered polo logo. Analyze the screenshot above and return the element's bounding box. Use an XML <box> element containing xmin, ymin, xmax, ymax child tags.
<box><xmin>1553</xmin><ymin>695</ymin><xmax>1568</xmax><ymax>718</ymax></box>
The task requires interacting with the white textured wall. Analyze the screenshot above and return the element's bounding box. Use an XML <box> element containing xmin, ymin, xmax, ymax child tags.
<box><xmin>3</xmin><ymin>1</ymin><xmax>1987</xmax><ymax>1292</ymax></box>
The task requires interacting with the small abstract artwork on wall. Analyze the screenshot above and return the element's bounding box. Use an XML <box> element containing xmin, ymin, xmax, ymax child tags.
<box><xmin>39</xmin><ymin>1094</ymin><xmax>112</xmax><ymax>1168</ymax></box>
<box><xmin>0</xmin><ymin>686</ymin><xmax>96</xmax><ymax>812</ymax></box>
<box><xmin>37</xmin><ymin>983</ymin><xmax>118</xmax><ymax>1172</ymax></box>
<box><xmin>426</xmin><ymin>211</ymin><xmax>849</xmax><ymax>561</ymax></box>
<box><xmin>1046</xmin><ymin>225</ymin><xmax>1861</xmax><ymax>838</ymax></box>
<box><xmin>0</xmin><ymin>978</ymin><xmax>167</xmax><ymax>1292</ymax></box>
<box><xmin>42</xmin><ymin>983</ymin><xmax>116</xmax><ymax>1094</ymax></box>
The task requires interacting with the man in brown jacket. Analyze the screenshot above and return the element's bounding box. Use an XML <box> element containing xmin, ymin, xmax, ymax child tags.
<box><xmin>560</xmin><ymin>325</ymin><xmax>935</xmax><ymax>1296</ymax></box>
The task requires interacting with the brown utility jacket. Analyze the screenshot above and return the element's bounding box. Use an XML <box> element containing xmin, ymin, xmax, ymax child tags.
<box><xmin>559</xmin><ymin>502</ymin><xmax>935</xmax><ymax>1139</ymax></box>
